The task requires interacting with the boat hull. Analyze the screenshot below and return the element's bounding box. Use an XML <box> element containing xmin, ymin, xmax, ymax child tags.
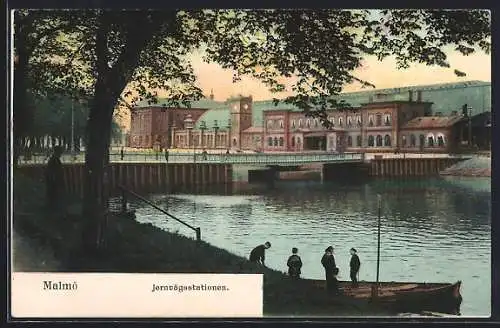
<box><xmin>305</xmin><ymin>279</ymin><xmax>462</xmax><ymax>315</ymax></box>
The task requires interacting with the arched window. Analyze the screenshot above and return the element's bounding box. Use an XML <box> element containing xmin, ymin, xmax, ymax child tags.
<box><xmin>376</xmin><ymin>114</ymin><xmax>382</xmax><ymax>126</ymax></box>
<box><xmin>306</xmin><ymin>119</ymin><xmax>311</xmax><ymax>127</ymax></box>
<box><xmin>314</xmin><ymin>119</ymin><xmax>319</xmax><ymax>127</ymax></box>
<box><xmin>427</xmin><ymin>134</ymin><xmax>435</xmax><ymax>147</ymax></box>
<box><xmin>437</xmin><ymin>134</ymin><xmax>445</xmax><ymax>147</ymax></box>
<box><xmin>267</xmin><ymin>120</ymin><xmax>273</xmax><ymax>128</ymax></box>
<box><xmin>368</xmin><ymin>135</ymin><xmax>375</xmax><ymax>147</ymax></box>
<box><xmin>419</xmin><ymin>134</ymin><xmax>425</xmax><ymax>147</ymax></box>
<box><xmin>268</xmin><ymin>137</ymin><xmax>273</xmax><ymax>146</ymax></box>
<box><xmin>384</xmin><ymin>134</ymin><xmax>391</xmax><ymax>147</ymax></box>
<box><xmin>368</xmin><ymin>115</ymin><xmax>374</xmax><ymax>127</ymax></box>
<box><xmin>279</xmin><ymin>137</ymin><xmax>284</xmax><ymax>146</ymax></box>
<box><xmin>298</xmin><ymin>119</ymin><xmax>303</xmax><ymax>127</ymax></box>
<box><xmin>410</xmin><ymin>135</ymin><xmax>417</xmax><ymax>147</ymax></box>
<box><xmin>291</xmin><ymin>137</ymin><xmax>295</xmax><ymax>147</ymax></box>
<box><xmin>279</xmin><ymin>120</ymin><xmax>284</xmax><ymax>128</ymax></box>
<box><xmin>401</xmin><ymin>135</ymin><xmax>407</xmax><ymax>147</ymax></box>
<box><xmin>376</xmin><ymin>135</ymin><xmax>383</xmax><ymax>147</ymax></box>
<box><xmin>291</xmin><ymin>120</ymin><xmax>296</xmax><ymax>128</ymax></box>
<box><xmin>356</xmin><ymin>115</ymin><xmax>362</xmax><ymax>127</ymax></box>
<box><xmin>347</xmin><ymin>136</ymin><xmax>353</xmax><ymax>147</ymax></box>
<box><xmin>273</xmin><ymin>137</ymin><xmax>278</xmax><ymax>146</ymax></box>
<box><xmin>329</xmin><ymin>117</ymin><xmax>335</xmax><ymax>126</ymax></box>
<box><xmin>384</xmin><ymin>114</ymin><xmax>392</xmax><ymax>126</ymax></box>
<box><xmin>338</xmin><ymin>117</ymin><xmax>343</xmax><ymax>127</ymax></box>
<box><xmin>297</xmin><ymin>137</ymin><xmax>301</xmax><ymax>144</ymax></box>
<box><xmin>356</xmin><ymin>135</ymin><xmax>362</xmax><ymax>147</ymax></box>
<box><xmin>233</xmin><ymin>138</ymin><xmax>237</xmax><ymax>146</ymax></box>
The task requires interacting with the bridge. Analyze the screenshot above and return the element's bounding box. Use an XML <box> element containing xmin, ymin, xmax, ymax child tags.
<box><xmin>20</xmin><ymin>152</ymin><xmax>365</xmax><ymax>166</ymax></box>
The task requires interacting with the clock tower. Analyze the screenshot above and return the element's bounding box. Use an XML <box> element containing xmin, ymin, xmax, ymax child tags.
<box><xmin>229</xmin><ymin>95</ymin><xmax>253</xmax><ymax>149</ymax></box>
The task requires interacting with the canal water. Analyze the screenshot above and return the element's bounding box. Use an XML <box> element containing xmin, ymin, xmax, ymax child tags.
<box><xmin>127</xmin><ymin>177</ymin><xmax>491</xmax><ymax>317</ymax></box>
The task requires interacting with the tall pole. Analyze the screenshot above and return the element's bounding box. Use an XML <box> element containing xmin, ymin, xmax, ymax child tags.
<box><xmin>71</xmin><ymin>98</ymin><xmax>75</xmax><ymax>153</ymax></box>
<box><xmin>376</xmin><ymin>194</ymin><xmax>382</xmax><ymax>293</ymax></box>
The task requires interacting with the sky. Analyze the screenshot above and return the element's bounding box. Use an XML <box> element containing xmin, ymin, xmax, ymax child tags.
<box><xmin>189</xmin><ymin>50</ymin><xmax>491</xmax><ymax>101</ymax></box>
<box><xmin>117</xmin><ymin>46</ymin><xmax>491</xmax><ymax>130</ymax></box>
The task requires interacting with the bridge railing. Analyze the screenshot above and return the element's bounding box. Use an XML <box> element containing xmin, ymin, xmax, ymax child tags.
<box><xmin>18</xmin><ymin>151</ymin><xmax>365</xmax><ymax>165</ymax></box>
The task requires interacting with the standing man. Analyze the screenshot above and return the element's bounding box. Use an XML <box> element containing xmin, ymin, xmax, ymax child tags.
<box><xmin>349</xmin><ymin>248</ymin><xmax>361</xmax><ymax>287</ymax></box>
<box><xmin>287</xmin><ymin>247</ymin><xmax>303</xmax><ymax>279</ymax></box>
<box><xmin>45</xmin><ymin>146</ymin><xmax>64</xmax><ymax>211</ymax></box>
<box><xmin>321</xmin><ymin>246</ymin><xmax>338</xmax><ymax>294</ymax></box>
<box><xmin>120</xmin><ymin>147</ymin><xmax>125</xmax><ymax>160</ymax></box>
<box><xmin>164</xmin><ymin>149</ymin><xmax>169</xmax><ymax>163</ymax></box>
<box><xmin>249</xmin><ymin>241</ymin><xmax>271</xmax><ymax>267</ymax></box>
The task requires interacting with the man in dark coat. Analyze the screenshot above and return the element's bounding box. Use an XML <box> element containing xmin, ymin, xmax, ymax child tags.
<box><xmin>349</xmin><ymin>248</ymin><xmax>361</xmax><ymax>287</ymax></box>
<box><xmin>164</xmin><ymin>149</ymin><xmax>169</xmax><ymax>162</ymax></box>
<box><xmin>321</xmin><ymin>246</ymin><xmax>339</xmax><ymax>294</ymax></box>
<box><xmin>249</xmin><ymin>241</ymin><xmax>271</xmax><ymax>266</ymax></box>
<box><xmin>45</xmin><ymin>146</ymin><xmax>64</xmax><ymax>211</ymax></box>
<box><xmin>287</xmin><ymin>247</ymin><xmax>303</xmax><ymax>279</ymax></box>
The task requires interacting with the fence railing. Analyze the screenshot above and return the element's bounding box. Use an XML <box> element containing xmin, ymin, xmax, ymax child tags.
<box><xmin>19</xmin><ymin>151</ymin><xmax>365</xmax><ymax>165</ymax></box>
<box><xmin>117</xmin><ymin>185</ymin><xmax>201</xmax><ymax>242</ymax></box>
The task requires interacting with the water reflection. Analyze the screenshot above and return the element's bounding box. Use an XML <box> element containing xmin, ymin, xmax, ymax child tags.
<box><xmin>125</xmin><ymin>177</ymin><xmax>491</xmax><ymax>316</ymax></box>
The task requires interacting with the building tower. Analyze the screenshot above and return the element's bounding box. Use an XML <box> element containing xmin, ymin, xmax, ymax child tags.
<box><xmin>229</xmin><ymin>95</ymin><xmax>253</xmax><ymax>149</ymax></box>
<box><xmin>209</xmin><ymin>89</ymin><xmax>214</xmax><ymax>100</ymax></box>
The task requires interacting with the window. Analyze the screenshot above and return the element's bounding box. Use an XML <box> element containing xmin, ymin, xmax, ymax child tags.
<box><xmin>347</xmin><ymin>136</ymin><xmax>353</xmax><ymax>147</ymax></box>
<box><xmin>291</xmin><ymin>137</ymin><xmax>295</xmax><ymax>147</ymax></box>
<box><xmin>419</xmin><ymin>134</ymin><xmax>425</xmax><ymax>147</ymax></box>
<box><xmin>329</xmin><ymin>117</ymin><xmax>335</xmax><ymax>126</ymax></box>
<box><xmin>298</xmin><ymin>119</ymin><xmax>303</xmax><ymax>127</ymax></box>
<box><xmin>368</xmin><ymin>135</ymin><xmax>375</xmax><ymax>147</ymax></box>
<box><xmin>437</xmin><ymin>135</ymin><xmax>445</xmax><ymax>147</ymax></box>
<box><xmin>233</xmin><ymin>138</ymin><xmax>237</xmax><ymax>146</ymax></box>
<box><xmin>297</xmin><ymin>137</ymin><xmax>301</xmax><ymax>144</ymax></box>
<box><xmin>376</xmin><ymin>114</ymin><xmax>382</xmax><ymax>126</ymax></box>
<box><xmin>306</xmin><ymin>119</ymin><xmax>311</xmax><ymax>127</ymax></box>
<box><xmin>384</xmin><ymin>114</ymin><xmax>392</xmax><ymax>126</ymax></box>
<box><xmin>279</xmin><ymin>137</ymin><xmax>284</xmax><ymax>146</ymax></box>
<box><xmin>384</xmin><ymin>134</ymin><xmax>391</xmax><ymax>147</ymax></box>
<box><xmin>356</xmin><ymin>135</ymin><xmax>362</xmax><ymax>147</ymax></box>
<box><xmin>347</xmin><ymin>116</ymin><xmax>352</xmax><ymax>127</ymax></box>
<box><xmin>291</xmin><ymin>120</ymin><xmax>296</xmax><ymax>128</ymax></box>
<box><xmin>338</xmin><ymin>117</ymin><xmax>343</xmax><ymax>127</ymax></box>
<box><xmin>356</xmin><ymin>115</ymin><xmax>362</xmax><ymax>127</ymax></box>
<box><xmin>314</xmin><ymin>119</ymin><xmax>319</xmax><ymax>127</ymax></box>
<box><xmin>428</xmin><ymin>135</ymin><xmax>435</xmax><ymax>147</ymax></box>
<box><xmin>401</xmin><ymin>135</ymin><xmax>407</xmax><ymax>147</ymax></box>
<box><xmin>368</xmin><ymin>115</ymin><xmax>374</xmax><ymax>127</ymax></box>
<box><xmin>267</xmin><ymin>137</ymin><xmax>273</xmax><ymax>146</ymax></box>
<box><xmin>267</xmin><ymin>120</ymin><xmax>273</xmax><ymax>129</ymax></box>
<box><xmin>273</xmin><ymin>137</ymin><xmax>278</xmax><ymax>146</ymax></box>
<box><xmin>376</xmin><ymin>135</ymin><xmax>383</xmax><ymax>147</ymax></box>
<box><xmin>279</xmin><ymin>120</ymin><xmax>284</xmax><ymax>128</ymax></box>
<box><xmin>410</xmin><ymin>135</ymin><xmax>416</xmax><ymax>147</ymax></box>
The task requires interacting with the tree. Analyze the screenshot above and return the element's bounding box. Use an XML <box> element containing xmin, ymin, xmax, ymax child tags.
<box><xmin>13</xmin><ymin>9</ymin><xmax>490</xmax><ymax>253</ymax></box>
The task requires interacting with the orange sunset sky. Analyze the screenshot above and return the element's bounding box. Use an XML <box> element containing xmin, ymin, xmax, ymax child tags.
<box><xmin>117</xmin><ymin>49</ymin><xmax>491</xmax><ymax>130</ymax></box>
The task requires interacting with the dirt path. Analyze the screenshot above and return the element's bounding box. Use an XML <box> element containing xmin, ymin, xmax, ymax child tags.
<box><xmin>12</xmin><ymin>229</ymin><xmax>62</xmax><ymax>272</ymax></box>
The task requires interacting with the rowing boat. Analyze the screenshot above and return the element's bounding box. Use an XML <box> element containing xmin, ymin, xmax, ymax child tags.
<box><xmin>303</xmin><ymin>279</ymin><xmax>462</xmax><ymax>315</ymax></box>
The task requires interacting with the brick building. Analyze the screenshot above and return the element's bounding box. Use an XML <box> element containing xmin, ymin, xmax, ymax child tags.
<box><xmin>128</xmin><ymin>81</ymin><xmax>490</xmax><ymax>153</ymax></box>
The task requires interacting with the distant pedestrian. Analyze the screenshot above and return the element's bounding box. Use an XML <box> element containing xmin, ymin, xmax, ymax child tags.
<box><xmin>45</xmin><ymin>146</ymin><xmax>64</xmax><ymax>211</ymax></box>
<box><xmin>226</xmin><ymin>149</ymin><xmax>230</xmax><ymax>154</ymax></box>
<box><xmin>349</xmin><ymin>248</ymin><xmax>361</xmax><ymax>287</ymax></box>
<box><xmin>164</xmin><ymin>149</ymin><xmax>169</xmax><ymax>162</ymax></box>
<box><xmin>249</xmin><ymin>241</ymin><xmax>271</xmax><ymax>267</ymax></box>
<box><xmin>202</xmin><ymin>149</ymin><xmax>208</xmax><ymax>160</ymax></box>
<box><xmin>120</xmin><ymin>147</ymin><xmax>125</xmax><ymax>160</ymax></box>
<box><xmin>321</xmin><ymin>246</ymin><xmax>339</xmax><ymax>294</ymax></box>
<box><xmin>287</xmin><ymin>247</ymin><xmax>303</xmax><ymax>279</ymax></box>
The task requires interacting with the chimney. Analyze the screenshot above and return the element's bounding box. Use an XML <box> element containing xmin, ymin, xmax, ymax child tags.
<box><xmin>417</xmin><ymin>90</ymin><xmax>422</xmax><ymax>102</ymax></box>
<box><xmin>408</xmin><ymin>90</ymin><xmax>413</xmax><ymax>102</ymax></box>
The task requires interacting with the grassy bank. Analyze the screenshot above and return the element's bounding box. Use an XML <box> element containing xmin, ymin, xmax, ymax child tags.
<box><xmin>12</xmin><ymin>171</ymin><xmax>393</xmax><ymax>316</ymax></box>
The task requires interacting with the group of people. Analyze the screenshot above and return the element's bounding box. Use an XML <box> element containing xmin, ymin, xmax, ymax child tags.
<box><xmin>249</xmin><ymin>242</ymin><xmax>361</xmax><ymax>294</ymax></box>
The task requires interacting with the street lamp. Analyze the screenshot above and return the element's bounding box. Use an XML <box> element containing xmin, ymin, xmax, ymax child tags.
<box><xmin>227</xmin><ymin>118</ymin><xmax>232</xmax><ymax>151</ymax></box>
<box><xmin>213</xmin><ymin>120</ymin><xmax>219</xmax><ymax>150</ymax></box>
